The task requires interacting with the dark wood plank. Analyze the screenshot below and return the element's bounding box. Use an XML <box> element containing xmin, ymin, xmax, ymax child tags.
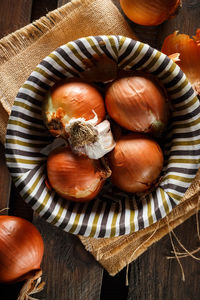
<box><xmin>33</xmin><ymin>216</ymin><xmax>103</xmax><ymax>300</ymax></box>
<box><xmin>0</xmin><ymin>143</ymin><xmax>11</xmax><ymax>213</ymax></box>
<box><xmin>157</xmin><ymin>0</ymin><xmax>200</xmax><ymax>49</ymax></box>
<box><xmin>0</xmin><ymin>0</ymin><xmax>33</xmax><ymax>39</ymax></box>
<box><xmin>128</xmin><ymin>215</ymin><xmax>200</xmax><ymax>300</ymax></box>
<box><xmin>31</xmin><ymin>0</ymin><xmax>58</xmax><ymax>22</ymax></box>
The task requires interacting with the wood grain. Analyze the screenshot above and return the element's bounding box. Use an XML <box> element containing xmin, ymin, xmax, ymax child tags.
<box><xmin>0</xmin><ymin>0</ymin><xmax>32</xmax><ymax>39</ymax></box>
<box><xmin>34</xmin><ymin>216</ymin><xmax>103</xmax><ymax>300</ymax></box>
<box><xmin>157</xmin><ymin>0</ymin><xmax>200</xmax><ymax>49</ymax></box>
<box><xmin>31</xmin><ymin>0</ymin><xmax>58</xmax><ymax>22</ymax></box>
<box><xmin>128</xmin><ymin>216</ymin><xmax>200</xmax><ymax>300</ymax></box>
<box><xmin>0</xmin><ymin>143</ymin><xmax>11</xmax><ymax>213</ymax></box>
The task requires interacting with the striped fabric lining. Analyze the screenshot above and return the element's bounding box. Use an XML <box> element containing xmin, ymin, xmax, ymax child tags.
<box><xmin>5</xmin><ymin>35</ymin><xmax>200</xmax><ymax>238</ymax></box>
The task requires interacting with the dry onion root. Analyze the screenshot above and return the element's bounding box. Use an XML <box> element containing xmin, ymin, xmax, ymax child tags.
<box><xmin>162</xmin><ymin>29</ymin><xmax>200</xmax><ymax>94</ymax></box>
<box><xmin>17</xmin><ymin>270</ymin><xmax>45</xmax><ymax>300</ymax></box>
<box><xmin>120</xmin><ymin>0</ymin><xmax>181</xmax><ymax>26</ymax></box>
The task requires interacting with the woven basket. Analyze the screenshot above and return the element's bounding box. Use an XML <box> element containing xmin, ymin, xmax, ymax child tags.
<box><xmin>5</xmin><ymin>35</ymin><xmax>200</xmax><ymax>238</ymax></box>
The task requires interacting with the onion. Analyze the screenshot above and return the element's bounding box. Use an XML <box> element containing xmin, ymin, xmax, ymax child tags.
<box><xmin>162</xmin><ymin>29</ymin><xmax>200</xmax><ymax>94</ymax></box>
<box><xmin>105</xmin><ymin>76</ymin><xmax>169</xmax><ymax>136</ymax></box>
<box><xmin>43</xmin><ymin>79</ymin><xmax>116</xmax><ymax>159</ymax></box>
<box><xmin>0</xmin><ymin>216</ymin><xmax>44</xmax><ymax>284</ymax></box>
<box><xmin>120</xmin><ymin>0</ymin><xmax>181</xmax><ymax>26</ymax></box>
<box><xmin>108</xmin><ymin>133</ymin><xmax>164</xmax><ymax>193</ymax></box>
<box><xmin>47</xmin><ymin>146</ymin><xmax>111</xmax><ymax>202</ymax></box>
<box><xmin>43</xmin><ymin>78</ymin><xmax>105</xmax><ymax>137</ymax></box>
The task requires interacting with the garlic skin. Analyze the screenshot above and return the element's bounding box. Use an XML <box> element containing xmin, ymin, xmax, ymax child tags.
<box><xmin>65</xmin><ymin>111</ymin><xmax>116</xmax><ymax>159</ymax></box>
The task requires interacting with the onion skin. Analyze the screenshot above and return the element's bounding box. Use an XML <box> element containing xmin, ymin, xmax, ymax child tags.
<box><xmin>0</xmin><ymin>216</ymin><xmax>44</xmax><ymax>284</ymax></box>
<box><xmin>108</xmin><ymin>134</ymin><xmax>164</xmax><ymax>193</ymax></box>
<box><xmin>43</xmin><ymin>79</ymin><xmax>105</xmax><ymax>137</ymax></box>
<box><xmin>105</xmin><ymin>76</ymin><xmax>169</xmax><ymax>135</ymax></box>
<box><xmin>162</xmin><ymin>29</ymin><xmax>200</xmax><ymax>94</ymax></box>
<box><xmin>120</xmin><ymin>0</ymin><xmax>181</xmax><ymax>26</ymax></box>
<box><xmin>47</xmin><ymin>146</ymin><xmax>110</xmax><ymax>202</ymax></box>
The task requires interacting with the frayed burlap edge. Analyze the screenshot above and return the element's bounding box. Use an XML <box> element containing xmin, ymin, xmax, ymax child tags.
<box><xmin>0</xmin><ymin>0</ymin><xmax>136</xmax><ymax>144</ymax></box>
<box><xmin>79</xmin><ymin>169</ymin><xmax>200</xmax><ymax>276</ymax></box>
<box><xmin>0</xmin><ymin>0</ymin><xmax>88</xmax><ymax>63</ymax></box>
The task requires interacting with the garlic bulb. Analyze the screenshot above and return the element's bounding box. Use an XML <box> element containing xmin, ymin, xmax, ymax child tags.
<box><xmin>65</xmin><ymin>111</ymin><xmax>116</xmax><ymax>159</ymax></box>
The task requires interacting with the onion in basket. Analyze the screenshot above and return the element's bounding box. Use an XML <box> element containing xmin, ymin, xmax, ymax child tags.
<box><xmin>105</xmin><ymin>75</ymin><xmax>169</xmax><ymax>136</ymax></box>
<box><xmin>108</xmin><ymin>133</ymin><xmax>164</xmax><ymax>193</ymax></box>
<box><xmin>43</xmin><ymin>79</ymin><xmax>115</xmax><ymax>159</ymax></box>
<box><xmin>47</xmin><ymin>146</ymin><xmax>111</xmax><ymax>202</ymax></box>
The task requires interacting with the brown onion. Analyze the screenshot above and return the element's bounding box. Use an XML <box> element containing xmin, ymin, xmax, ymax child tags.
<box><xmin>108</xmin><ymin>133</ymin><xmax>164</xmax><ymax>193</ymax></box>
<box><xmin>105</xmin><ymin>76</ymin><xmax>169</xmax><ymax>136</ymax></box>
<box><xmin>162</xmin><ymin>29</ymin><xmax>200</xmax><ymax>94</ymax></box>
<box><xmin>120</xmin><ymin>0</ymin><xmax>181</xmax><ymax>26</ymax></box>
<box><xmin>43</xmin><ymin>79</ymin><xmax>105</xmax><ymax>137</ymax></box>
<box><xmin>47</xmin><ymin>146</ymin><xmax>111</xmax><ymax>202</ymax></box>
<box><xmin>0</xmin><ymin>216</ymin><xmax>44</xmax><ymax>284</ymax></box>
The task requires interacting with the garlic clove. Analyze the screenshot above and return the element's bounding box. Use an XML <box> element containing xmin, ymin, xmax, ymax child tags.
<box><xmin>65</xmin><ymin>115</ymin><xmax>116</xmax><ymax>159</ymax></box>
<box><xmin>69</xmin><ymin>120</ymin><xmax>115</xmax><ymax>159</ymax></box>
<box><xmin>162</xmin><ymin>29</ymin><xmax>200</xmax><ymax>94</ymax></box>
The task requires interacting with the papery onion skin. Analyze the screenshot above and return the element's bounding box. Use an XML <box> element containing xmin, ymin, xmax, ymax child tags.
<box><xmin>0</xmin><ymin>216</ymin><xmax>44</xmax><ymax>284</ymax></box>
<box><xmin>120</xmin><ymin>0</ymin><xmax>181</xmax><ymax>26</ymax></box>
<box><xmin>162</xmin><ymin>29</ymin><xmax>200</xmax><ymax>93</ymax></box>
<box><xmin>105</xmin><ymin>76</ymin><xmax>169</xmax><ymax>136</ymax></box>
<box><xmin>47</xmin><ymin>146</ymin><xmax>110</xmax><ymax>202</ymax></box>
<box><xmin>108</xmin><ymin>134</ymin><xmax>164</xmax><ymax>193</ymax></box>
<box><xmin>43</xmin><ymin>79</ymin><xmax>106</xmax><ymax>137</ymax></box>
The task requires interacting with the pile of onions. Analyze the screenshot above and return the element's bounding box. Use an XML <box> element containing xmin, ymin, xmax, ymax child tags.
<box><xmin>43</xmin><ymin>72</ymin><xmax>169</xmax><ymax>198</ymax></box>
<box><xmin>120</xmin><ymin>0</ymin><xmax>181</xmax><ymax>26</ymax></box>
<box><xmin>105</xmin><ymin>75</ymin><xmax>169</xmax><ymax>136</ymax></box>
<box><xmin>43</xmin><ymin>79</ymin><xmax>105</xmax><ymax>137</ymax></box>
<box><xmin>0</xmin><ymin>215</ymin><xmax>44</xmax><ymax>284</ymax></box>
<box><xmin>108</xmin><ymin>134</ymin><xmax>164</xmax><ymax>193</ymax></box>
<box><xmin>47</xmin><ymin>146</ymin><xmax>111</xmax><ymax>202</ymax></box>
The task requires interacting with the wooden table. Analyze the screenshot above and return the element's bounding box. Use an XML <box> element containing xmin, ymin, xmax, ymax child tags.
<box><xmin>0</xmin><ymin>1</ymin><xmax>200</xmax><ymax>299</ymax></box>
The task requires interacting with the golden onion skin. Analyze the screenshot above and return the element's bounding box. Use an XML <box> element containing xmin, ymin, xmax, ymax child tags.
<box><xmin>108</xmin><ymin>134</ymin><xmax>164</xmax><ymax>193</ymax></box>
<box><xmin>43</xmin><ymin>79</ymin><xmax>105</xmax><ymax>137</ymax></box>
<box><xmin>120</xmin><ymin>0</ymin><xmax>181</xmax><ymax>26</ymax></box>
<box><xmin>0</xmin><ymin>216</ymin><xmax>44</xmax><ymax>283</ymax></box>
<box><xmin>162</xmin><ymin>29</ymin><xmax>200</xmax><ymax>94</ymax></box>
<box><xmin>105</xmin><ymin>76</ymin><xmax>169</xmax><ymax>136</ymax></box>
<box><xmin>47</xmin><ymin>146</ymin><xmax>109</xmax><ymax>202</ymax></box>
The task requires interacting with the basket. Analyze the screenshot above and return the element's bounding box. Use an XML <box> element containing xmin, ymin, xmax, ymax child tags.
<box><xmin>5</xmin><ymin>35</ymin><xmax>200</xmax><ymax>238</ymax></box>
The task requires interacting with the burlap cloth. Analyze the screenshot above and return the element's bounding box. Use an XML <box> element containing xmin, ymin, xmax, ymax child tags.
<box><xmin>0</xmin><ymin>0</ymin><xmax>200</xmax><ymax>276</ymax></box>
